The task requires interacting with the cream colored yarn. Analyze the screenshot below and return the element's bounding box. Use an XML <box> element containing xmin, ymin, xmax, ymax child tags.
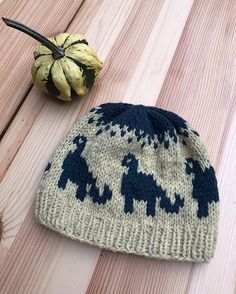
<box><xmin>35</xmin><ymin>103</ymin><xmax>219</xmax><ymax>262</ymax></box>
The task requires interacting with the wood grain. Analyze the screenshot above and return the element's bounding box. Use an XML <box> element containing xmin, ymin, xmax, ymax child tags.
<box><xmin>0</xmin><ymin>0</ymin><xmax>106</xmax><ymax>182</ymax></box>
<box><xmin>0</xmin><ymin>0</ymin><xmax>139</xmax><ymax>251</ymax></box>
<box><xmin>87</xmin><ymin>0</ymin><xmax>236</xmax><ymax>293</ymax></box>
<box><xmin>0</xmin><ymin>0</ymin><xmax>140</xmax><ymax>183</ymax></box>
<box><xmin>0</xmin><ymin>0</ymin><xmax>236</xmax><ymax>293</ymax></box>
<box><xmin>0</xmin><ymin>0</ymin><xmax>166</xmax><ymax>292</ymax></box>
<box><xmin>157</xmin><ymin>0</ymin><xmax>236</xmax><ymax>164</ymax></box>
<box><xmin>186</xmin><ymin>112</ymin><xmax>236</xmax><ymax>293</ymax></box>
<box><xmin>87</xmin><ymin>251</ymin><xmax>191</xmax><ymax>294</ymax></box>
<box><xmin>0</xmin><ymin>0</ymin><xmax>84</xmax><ymax>136</ymax></box>
<box><xmin>123</xmin><ymin>0</ymin><xmax>193</xmax><ymax>105</ymax></box>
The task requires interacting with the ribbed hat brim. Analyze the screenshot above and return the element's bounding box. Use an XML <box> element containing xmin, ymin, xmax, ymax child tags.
<box><xmin>35</xmin><ymin>187</ymin><xmax>218</xmax><ymax>262</ymax></box>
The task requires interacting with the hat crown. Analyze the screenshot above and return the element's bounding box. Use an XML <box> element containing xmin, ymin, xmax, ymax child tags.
<box><xmin>91</xmin><ymin>103</ymin><xmax>188</xmax><ymax>142</ymax></box>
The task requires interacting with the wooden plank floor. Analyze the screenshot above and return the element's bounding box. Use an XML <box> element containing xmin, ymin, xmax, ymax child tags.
<box><xmin>0</xmin><ymin>0</ymin><xmax>235</xmax><ymax>293</ymax></box>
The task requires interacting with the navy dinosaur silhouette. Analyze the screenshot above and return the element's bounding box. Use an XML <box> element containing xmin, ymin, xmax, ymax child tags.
<box><xmin>185</xmin><ymin>158</ymin><xmax>219</xmax><ymax>218</ymax></box>
<box><xmin>121</xmin><ymin>153</ymin><xmax>184</xmax><ymax>217</ymax></box>
<box><xmin>58</xmin><ymin>135</ymin><xmax>112</xmax><ymax>204</ymax></box>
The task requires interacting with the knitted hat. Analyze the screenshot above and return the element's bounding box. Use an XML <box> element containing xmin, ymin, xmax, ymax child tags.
<box><xmin>35</xmin><ymin>102</ymin><xmax>219</xmax><ymax>262</ymax></box>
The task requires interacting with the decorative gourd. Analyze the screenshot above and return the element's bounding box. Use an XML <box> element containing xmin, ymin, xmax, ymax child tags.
<box><xmin>2</xmin><ymin>18</ymin><xmax>103</xmax><ymax>101</ymax></box>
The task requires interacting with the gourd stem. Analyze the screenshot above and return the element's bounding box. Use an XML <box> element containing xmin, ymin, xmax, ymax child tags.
<box><xmin>2</xmin><ymin>17</ymin><xmax>64</xmax><ymax>59</ymax></box>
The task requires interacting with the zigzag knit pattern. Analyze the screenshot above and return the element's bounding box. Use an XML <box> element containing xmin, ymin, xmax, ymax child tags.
<box><xmin>35</xmin><ymin>102</ymin><xmax>219</xmax><ymax>262</ymax></box>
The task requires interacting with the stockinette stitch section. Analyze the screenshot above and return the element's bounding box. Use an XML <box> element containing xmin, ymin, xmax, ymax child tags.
<box><xmin>35</xmin><ymin>102</ymin><xmax>219</xmax><ymax>262</ymax></box>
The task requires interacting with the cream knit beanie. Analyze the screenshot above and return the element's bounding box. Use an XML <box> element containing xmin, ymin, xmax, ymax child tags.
<box><xmin>35</xmin><ymin>102</ymin><xmax>219</xmax><ymax>262</ymax></box>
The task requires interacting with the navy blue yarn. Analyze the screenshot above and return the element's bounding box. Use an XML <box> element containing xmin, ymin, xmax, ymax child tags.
<box><xmin>128</xmin><ymin>137</ymin><xmax>133</xmax><ymax>143</ymax></box>
<box><xmin>110</xmin><ymin>130</ymin><xmax>116</xmax><ymax>137</ymax></box>
<box><xmin>45</xmin><ymin>162</ymin><xmax>51</xmax><ymax>172</ymax></box>
<box><xmin>58</xmin><ymin>135</ymin><xmax>112</xmax><ymax>204</ymax></box>
<box><xmin>121</xmin><ymin>130</ymin><xmax>126</xmax><ymax>137</ymax></box>
<box><xmin>88</xmin><ymin>117</ymin><xmax>94</xmax><ymax>124</ymax></box>
<box><xmin>183</xmin><ymin>130</ymin><xmax>189</xmax><ymax>137</ymax></box>
<box><xmin>121</xmin><ymin>153</ymin><xmax>184</xmax><ymax>217</ymax></box>
<box><xmin>164</xmin><ymin>140</ymin><xmax>169</xmax><ymax>149</ymax></box>
<box><xmin>96</xmin><ymin>129</ymin><xmax>103</xmax><ymax>135</ymax></box>
<box><xmin>193</xmin><ymin>130</ymin><xmax>199</xmax><ymax>136</ymax></box>
<box><xmin>89</xmin><ymin>103</ymin><xmax>189</xmax><ymax>147</ymax></box>
<box><xmin>185</xmin><ymin>158</ymin><xmax>219</xmax><ymax>218</ymax></box>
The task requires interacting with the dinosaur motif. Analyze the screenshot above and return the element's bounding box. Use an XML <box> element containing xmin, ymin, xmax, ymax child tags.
<box><xmin>121</xmin><ymin>153</ymin><xmax>184</xmax><ymax>217</ymax></box>
<box><xmin>185</xmin><ymin>158</ymin><xmax>219</xmax><ymax>218</ymax></box>
<box><xmin>58</xmin><ymin>134</ymin><xmax>112</xmax><ymax>204</ymax></box>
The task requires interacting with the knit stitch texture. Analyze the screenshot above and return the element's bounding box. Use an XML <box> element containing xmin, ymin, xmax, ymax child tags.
<box><xmin>35</xmin><ymin>103</ymin><xmax>219</xmax><ymax>262</ymax></box>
